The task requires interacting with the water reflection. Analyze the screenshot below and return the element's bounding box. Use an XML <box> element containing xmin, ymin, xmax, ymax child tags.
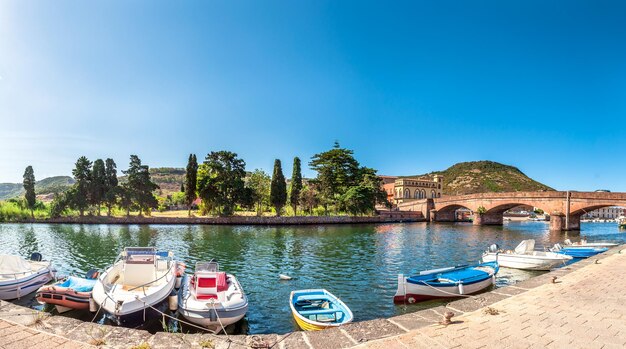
<box><xmin>0</xmin><ymin>221</ymin><xmax>623</xmax><ymax>334</ymax></box>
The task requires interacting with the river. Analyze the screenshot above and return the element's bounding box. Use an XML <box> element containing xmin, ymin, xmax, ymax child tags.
<box><xmin>0</xmin><ymin>221</ymin><xmax>623</xmax><ymax>334</ymax></box>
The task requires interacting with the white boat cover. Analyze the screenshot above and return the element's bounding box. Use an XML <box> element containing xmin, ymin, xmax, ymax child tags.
<box><xmin>514</xmin><ymin>240</ymin><xmax>535</xmax><ymax>254</ymax></box>
<box><xmin>0</xmin><ymin>255</ymin><xmax>32</xmax><ymax>274</ymax></box>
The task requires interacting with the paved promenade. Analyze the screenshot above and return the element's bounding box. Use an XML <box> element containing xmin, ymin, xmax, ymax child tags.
<box><xmin>0</xmin><ymin>318</ymin><xmax>92</xmax><ymax>349</ymax></box>
<box><xmin>357</xmin><ymin>250</ymin><xmax>626</xmax><ymax>349</ymax></box>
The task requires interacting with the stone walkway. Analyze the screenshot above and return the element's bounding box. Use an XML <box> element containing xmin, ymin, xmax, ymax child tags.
<box><xmin>0</xmin><ymin>318</ymin><xmax>92</xmax><ymax>349</ymax></box>
<box><xmin>357</xmin><ymin>250</ymin><xmax>626</xmax><ymax>349</ymax></box>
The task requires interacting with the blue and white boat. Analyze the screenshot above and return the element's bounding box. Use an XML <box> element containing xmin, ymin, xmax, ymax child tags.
<box><xmin>394</xmin><ymin>261</ymin><xmax>499</xmax><ymax>303</ymax></box>
<box><xmin>290</xmin><ymin>289</ymin><xmax>353</xmax><ymax>331</ymax></box>
<box><xmin>551</xmin><ymin>244</ymin><xmax>608</xmax><ymax>258</ymax></box>
<box><xmin>0</xmin><ymin>254</ymin><xmax>56</xmax><ymax>300</ymax></box>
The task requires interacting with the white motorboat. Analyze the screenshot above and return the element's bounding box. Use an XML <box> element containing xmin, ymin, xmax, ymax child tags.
<box><xmin>393</xmin><ymin>261</ymin><xmax>498</xmax><ymax>303</ymax></box>
<box><xmin>178</xmin><ymin>260</ymin><xmax>248</xmax><ymax>332</ymax></box>
<box><xmin>482</xmin><ymin>240</ymin><xmax>572</xmax><ymax>271</ymax></box>
<box><xmin>0</xmin><ymin>253</ymin><xmax>56</xmax><ymax>300</ymax></box>
<box><xmin>562</xmin><ymin>238</ymin><xmax>618</xmax><ymax>248</ymax></box>
<box><xmin>92</xmin><ymin>247</ymin><xmax>179</xmax><ymax>322</ymax></box>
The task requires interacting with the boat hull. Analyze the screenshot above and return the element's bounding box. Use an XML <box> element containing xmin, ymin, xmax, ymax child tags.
<box><xmin>0</xmin><ymin>268</ymin><xmax>55</xmax><ymax>300</ymax></box>
<box><xmin>289</xmin><ymin>289</ymin><xmax>353</xmax><ymax>331</ymax></box>
<box><xmin>556</xmin><ymin>248</ymin><xmax>607</xmax><ymax>258</ymax></box>
<box><xmin>482</xmin><ymin>252</ymin><xmax>571</xmax><ymax>271</ymax></box>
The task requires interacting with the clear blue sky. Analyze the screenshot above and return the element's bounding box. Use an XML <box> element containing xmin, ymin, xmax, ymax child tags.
<box><xmin>1</xmin><ymin>1</ymin><xmax>625</xmax><ymax>190</ymax></box>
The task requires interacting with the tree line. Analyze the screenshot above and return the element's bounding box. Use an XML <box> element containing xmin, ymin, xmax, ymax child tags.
<box><xmin>21</xmin><ymin>143</ymin><xmax>389</xmax><ymax>218</ymax></box>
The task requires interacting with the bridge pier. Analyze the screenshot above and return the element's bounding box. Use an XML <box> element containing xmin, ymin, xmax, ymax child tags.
<box><xmin>549</xmin><ymin>213</ymin><xmax>581</xmax><ymax>231</ymax></box>
<box><xmin>432</xmin><ymin>210</ymin><xmax>456</xmax><ymax>222</ymax></box>
<box><xmin>473</xmin><ymin>213</ymin><xmax>503</xmax><ymax>226</ymax></box>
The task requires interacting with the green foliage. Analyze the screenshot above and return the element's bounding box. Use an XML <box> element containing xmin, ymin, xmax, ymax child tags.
<box><xmin>185</xmin><ymin>154</ymin><xmax>198</xmax><ymax>216</ymax></box>
<box><xmin>91</xmin><ymin>159</ymin><xmax>106</xmax><ymax>215</ymax></box>
<box><xmin>197</xmin><ymin>151</ymin><xmax>246</xmax><ymax>216</ymax></box>
<box><xmin>123</xmin><ymin>155</ymin><xmax>159</xmax><ymax>216</ymax></box>
<box><xmin>270</xmin><ymin>159</ymin><xmax>287</xmax><ymax>216</ymax></box>
<box><xmin>246</xmin><ymin>169</ymin><xmax>271</xmax><ymax>216</ymax></box>
<box><xmin>0</xmin><ymin>200</ymin><xmax>49</xmax><ymax>222</ymax></box>
<box><xmin>50</xmin><ymin>192</ymin><xmax>71</xmax><ymax>218</ymax></box>
<box><xmin>70</xmin><ymin>156</ymin><xmax>93</xmax><ymax>216</ymax></box>
<box><xmin>477</xmin><ymin>206</ymin><xmax>487</xmax><ymax>214</ymax></box>
<box><xmin>309</xmin><ymin>142</ymin><xmax>362</xmax><ymax>213</ymax></box>
<box><xmin>299</xmin><ymin>184</ymin><xmax>320</xmax><ymax>215</ymax></box>
<box><xmin>104</xmin><ymin>158</ymin><xmax>119</xmax><ymax>216</ymax></box>
<box><xmin>339</xmin><ymin>169</ymin><xmax>389</xmax><ymax>215</ymax></box>
<box><xmin>289</xmin><ymin>157</ymin><xmax>302</xmax><ymax>215</ymax></box>
<box><xmin>23</xmin><ymin>166</ymin><xmax>36</xmax><ymax>218</ymax></box>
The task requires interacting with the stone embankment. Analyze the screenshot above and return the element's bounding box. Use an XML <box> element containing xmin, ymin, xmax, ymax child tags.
<box><xmin>1</xmin><ymin>245</ymin><xmax>623</xmax><ymax>349</ymax></box>
<box><xmin>13</xmin><ymin>213</ymin><xmax>425</xmax><ymax>226</ymax></box>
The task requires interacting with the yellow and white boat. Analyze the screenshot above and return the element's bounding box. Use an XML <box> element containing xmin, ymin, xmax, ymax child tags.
<box><xmin>289</xmin><ymin>289</ymin><xmax>353</xmax><ymax>331</ymax></box>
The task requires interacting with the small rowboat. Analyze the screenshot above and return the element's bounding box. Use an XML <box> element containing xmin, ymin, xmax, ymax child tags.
<box><xmin>290</xmin><ymin>289</ymin><xmax>353</xmax><ymax>331</ymax></box>
<box><xmin>0</xmin><ymin>253</ymin><xmax>56</xmax><ymax>300</ymax></box>
<box><xmin>178</xmin><ymin>260</ymin><xmax>248</xmax><ymax>332</ymax></box>
<box><xmin>36</xmin><ymin>275</ymin><xmax>97</xmax><ymax>313</ymax></box>
<box><xmin>551</xmin><ymin>244</ymin><xmax>608</xmax><ymax>258</ymax></box>
<box><xmin>482</xmin><ymin>240</ymin><xmax>572</xmax><ymax>271</ymax></box>
<box><xmin>393</xmin><ymin>261</ymin><xmax>499</xmax><ymax>303</ymax></box>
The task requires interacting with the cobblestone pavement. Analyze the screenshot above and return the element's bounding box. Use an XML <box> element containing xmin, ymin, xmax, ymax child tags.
<box><xmin>0</xmin><ymin>318</ymin><xmax>93</xmax><ymax>349</ymax></box>
<box><xmin>356</xmin><ymin>251</ymin><xmax>626</xmax><ymax>349</ymax></box>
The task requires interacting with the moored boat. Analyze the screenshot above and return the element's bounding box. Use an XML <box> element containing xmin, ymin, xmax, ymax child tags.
<box><xmin>562</xmin><ymin>238</ymin><xmax>618</xmax><ymax>248</ymax></box>
<box><xmin>551</xmin><ymin>244</ymin><xmax>608</xmax><ymax>258</ymax></box>
<box><xmin>289</xmin><ymin>289</ymin><xmax>353</xmax><ymax>331</ymax></box>
<box><xmin>36</xmin><ymin>275</ymin><xmax>97</xmax><ymax>313</ymax></box>
<box><xmin>91</xmin><ymin>247</ymin><xmax>179</xmax><ymax>322</ymax></box>
<box><xmin>482</xmin><ymin>240</ymin><xmax>572</xmax><ymax>271</ymax></box>
<box><xmin>178</xmin><ymin>260</ymin><xmax>248</xmax><ymax>332</ymax></box>
<box><xmin>0</xmin><ymin>253</ymin><xmax>56</xmax><ymax>300</ymax></box>
<box><xmin>393</xmin><ymin>261</ymin><xmax>499</xmax><ymax>303</ymax></box>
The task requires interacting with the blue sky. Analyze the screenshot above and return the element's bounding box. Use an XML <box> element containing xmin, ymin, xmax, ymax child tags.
<box><xmin>1</xmin><ymin>1</ymin><xmax>625</xmax><ymax>190</ymax></box>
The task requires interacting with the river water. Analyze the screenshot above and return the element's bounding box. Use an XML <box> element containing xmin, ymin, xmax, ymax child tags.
<box><xmin>0</xmin><ymin>221</ymin><xmax>623</xmax><ymax>334</ymax></box>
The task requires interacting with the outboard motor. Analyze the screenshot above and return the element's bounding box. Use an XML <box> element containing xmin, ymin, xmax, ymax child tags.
<box><xmin>30</xmin><ymin>252</ymin><xmax>43</xmax><ymax>262</ymax></box>
<box><xmin>488</xmin><ymin>244</ymin><xmax>499</xmax><ymax>253</ymax></box>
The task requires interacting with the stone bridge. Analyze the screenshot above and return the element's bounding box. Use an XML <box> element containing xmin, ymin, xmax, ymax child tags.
<box><xmin>396</xmin><ymin>191</ymin><xmax>626</xmax><ymax>231</ymax></box>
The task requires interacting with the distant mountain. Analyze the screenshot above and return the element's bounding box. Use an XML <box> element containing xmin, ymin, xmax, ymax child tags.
<box><xmin>0</xmin><ymin>176</ymin><xmax>75</xmax><ymax>201</ymax></box>
<box><xmin>414</xmin><ymin>161</ymin><xmax>554</xmax><ymax>195</ymax></box>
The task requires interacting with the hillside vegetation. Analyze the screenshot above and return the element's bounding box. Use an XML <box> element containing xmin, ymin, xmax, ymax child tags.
<box><xmin>0</xmin><ymin>176</ymin><xmax>75</xmax><ymax>201</ymax></box>
<box><xmin>120</xmin><ymin>167</ymin><xmax>185</xmax><ymax>196</ymax></box>
<box><xmin>415</xmin><ymin>161</ymin><xmax>554</xmax><ymax>195</ymax></box>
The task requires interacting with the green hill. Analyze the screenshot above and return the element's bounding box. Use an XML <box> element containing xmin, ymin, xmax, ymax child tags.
<box><xmin>119</xmin><ymin>167</ymin><xmax>186</xmax><ymax>197</ymax></box>
<box><xmin>0</xmin><ymin>176</ymin><xmax>75</xmax><ymax>201</ymax></box>
<box><xmin>415</xmin><ymin>161</ymin><xmax>554</xmax><ymax>195</ymax></box>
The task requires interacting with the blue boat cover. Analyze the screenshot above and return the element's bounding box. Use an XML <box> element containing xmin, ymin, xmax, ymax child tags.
<box><xmin>407</xmin><ymin>262</ymin><xmax>498</xmax><ymax>286</ymax></box>
<box><xmin>58</xmin><ymin>276</ymin><xmax>97</xmax><ymax>292</ymax></box>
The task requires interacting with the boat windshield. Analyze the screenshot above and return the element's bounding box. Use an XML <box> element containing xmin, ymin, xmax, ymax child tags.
<box><xmin>196</xmin><ymin>261</ymin><xmax>219</xmax><ymax>273</ymax></box>
<box><xmin>123</xmin><ymin>247</ymin><xmax>157</xmax><ymax>264</ymax></box>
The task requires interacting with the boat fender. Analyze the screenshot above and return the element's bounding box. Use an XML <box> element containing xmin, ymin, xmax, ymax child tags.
<box><xmin>407</xmin><ymin>297</ymin><xmax>416</xmax><ymax>304</ymax></box>
<box><xmin>89</xmin><ymin>297</ymin><xmax>97</xmax><ymax>312</ymax></box>
<box><xmin>168</xmin><ymin>292</ymin><xmax>178</xmax><ymax>311</ymax></box>
<box><xmin>175</xmin><ymin>276</ymin><xmax>183</xmax><ymax>289</ymax></box>
<box><xmin>458</xmin><ymin>282</ymin><xmax>464</xmax><ymax>295</ymax></box>
<box><xmin>491</xmin><ymin>274</ymin><xmax>496</xmax><ymax>285</ymax></box>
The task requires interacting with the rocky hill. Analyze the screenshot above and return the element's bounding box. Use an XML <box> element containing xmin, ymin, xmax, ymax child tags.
<box><xmin>0</xmin><ymin>176</ymin><xmax>75</xmax><ymax>201</ymax></box>
<box><xmin>415</xmin><ymin>161</ymin><xmax>554</xmax><ymax>195</ymax></box>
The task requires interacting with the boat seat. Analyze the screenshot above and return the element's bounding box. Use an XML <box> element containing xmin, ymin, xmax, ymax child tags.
<box><xmin>296</xmin><ymin>295</ymin><xmax>330</xmax><ymax>302</ymax></box>
<box><xmin>299</xmin><ymin>309</ymin><xmax>339</xmax><ymax>316</ymax></box>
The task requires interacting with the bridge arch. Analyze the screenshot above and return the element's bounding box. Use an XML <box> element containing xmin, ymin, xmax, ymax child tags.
<box><xmin>435</xmin><ymin>204</ymin><xmax>473</xmax><ymax>222</ymax></box>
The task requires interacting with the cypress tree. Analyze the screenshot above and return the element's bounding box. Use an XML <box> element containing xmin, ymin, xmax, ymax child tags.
<box><xmin>270</xmin><ymin>159</ymin><xmax>287</xmax><ymax>216</ymax></box>
<box><xmin>91</xmin><ymin>159</ymin><xmax>106</xmax><ymax>216</ymax></box>
<box><xmin>71</xmin><ymin>156</ymin><xmax>92</xmax><ymax>217</ymax></box>
<box><xmin>104</xmin><ymin>158</ymin><xmax>118</xmax><ymax>216</ymax></box>
<box><xmin>23</xmin><ymin>166</ymin><xmax>36</xmax><ymax>218</ymax></box>
<box><xmin>185</xmin><ymin>154</ymin><xmax>198</xmax><ymax>217</ymax></box>
<box><xmin>289</xmin><ymin>157</ymin><xmax>302</xmax><ymax>216</ymax></box>
<box><xmin>123</xmin><ymin>155</ymin><xmax>159</xmax><ymax>216</ymax></box>
<box><xmin>180</xmin><ymin>182</ymin><xmax>185</xmax><ymax>193</ymax></box>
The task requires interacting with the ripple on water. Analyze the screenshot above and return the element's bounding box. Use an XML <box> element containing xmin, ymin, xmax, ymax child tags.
<box><xmin>0</xmin><ymin>221</ymin><xmax>623</xmax><ymax>334</ymax></box>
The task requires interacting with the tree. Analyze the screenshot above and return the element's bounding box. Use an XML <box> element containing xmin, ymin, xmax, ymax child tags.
<box><xmin>197</xmin><ymin>151</ymin><xmax>246</xmax><ymax>216</ymax></box>
<box><xmin>180</xmin><ymin>182</ymin><xmax>185</xmax><ymax>193</ymax></box>
<box><xmin>118</xmin><ymin>184</ymin><xmax>134</xmax><ymax>216</ymax></box>
<box><xmin>123</xmin><ymin>155</ymin><xmax>159</xmax><ymax>216</ymax></box>
<box><xmin>300</xmin><ymin>184</ymin><xmax>320</xmax><ymax>215</ymax></box>
<box><xmin>71</xmin><ymin>156</ymin><xmax>92</xmax><ymax>217</ymax></box>
<box><xmin>340</xmin><ymin>168</ymin><xmax>389</xmax><ymax>215</ymax></box>
<box><xmin>246</xmin><ymin>169</ymin><xmax>271</xmax><ymax>216</ymax></box>
<box><xmin>91</xmin><ymin>159</ymin><xmax>106</xmax><ymax>215</ymax></box>
<box><xmin>185</xmin><ymin>154</ymin><xmax>198</xmax><ymax>217</ymax></box>
<box><xmin>270</xmin><ymin>159</ymin><xmax>287</xmax><ymax>216</ymax></box>
<box><xmin>22</xmin><ymin>166</ymin><xmax>36</xmax><ymax>218</ymax></box>
<box><xmin>289</xmin><ymin>157</ymin><xmax>303</xmax><ymax>215</ymax></box>
<box><xmin>309</xmin><ymin>142</ymin><xmax>361</xmax><ymax>214</ymax></box>
<box><xmin>104</xmin><ymin>158</ymin><xmax>119</xmax><ymax>216</ymax></box>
